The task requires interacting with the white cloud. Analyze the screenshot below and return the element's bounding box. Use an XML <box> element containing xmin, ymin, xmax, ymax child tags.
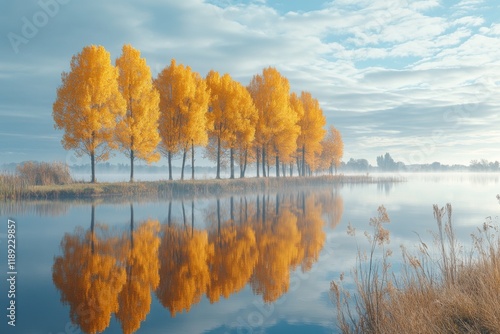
<box><xmin>1</xmin><ymin>0</ymin><xmax>500</xmax><ymax>164</ymax></box>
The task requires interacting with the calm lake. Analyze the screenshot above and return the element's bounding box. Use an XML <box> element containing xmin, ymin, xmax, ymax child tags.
<box><xmin>1</xmin><ymin>173</ymin><xmax>499</xmax><ymax>334</ymax></box>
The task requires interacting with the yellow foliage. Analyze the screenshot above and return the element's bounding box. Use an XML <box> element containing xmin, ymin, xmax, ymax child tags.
<box><xmin>318</xmin><ymin>190</ymin><xmax>344</xmax><ymax>229</ymax></box>
<box><xmin>251</xmin><ymin>207</ymin><xmax>302</xmax><ymax>302</ymax></box>
<box><xmin>116</xmin><ymin>220</ymin><xmax>160</xmax><ymax>334</ymax></box>
<box><xmin>115</xmin><ymin>45</ymin><xmax>161</xmax><ymax>167</ymax></box>
<box><xmin>53</xmin><ymin>45</ymin><xmax>126</xmax><ymax>180</ymax></box>
<box><xmin>206</xmin><ymin>70</ymin><xmax>258</xmax><ymax>176</ymax></box>
<box><xmin>248</xmin><ymin>67</ymin><xmax>299</xmax><ymax>165</ymax></box>
<box><xmin>154</xmin><ymin>59</ymin><xmax>209</xmax><ymax>155</ymax></box>
<box><xmin>297</xmin><ymin>91</ymin><xmax>326</xmax><ymax>172</ymax></box>
<box><xmin>206</xmin><ymin>70</ymin><xmax>257</xmax><ymax>149</ymax></box>
<box><xmin>52</xmin><ymin>227</ymin><xmax>126</xmax><ymax>334</ymax></box>
<box><xmin>295</xmin><ymin>195</ymin><xmax>326</xmax><ymax>272</ymax></box>
<box><xmin>156</xmin><ymin>224</ymin><xmax>214</xmax><ymax>316</ymax></box>
<box><xmin>320</xmin><ymin>125</ymin><xmax>344</xmax><ymax>173</ymax></box>
<box><xmin>207</xmin><ymin>223</ymin><xmax>258</xmax><ymax>303</ymax></box>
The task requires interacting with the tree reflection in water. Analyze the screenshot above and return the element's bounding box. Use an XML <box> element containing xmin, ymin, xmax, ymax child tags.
<box><xmin>52</xmin><ymin>189</ymin><xmax>344</xmax><ymax>333</ymax></box>
<box><xmin>52</xmin><ymin>204</ymin><xmax>126</xmax><ymax>334</ymax></box>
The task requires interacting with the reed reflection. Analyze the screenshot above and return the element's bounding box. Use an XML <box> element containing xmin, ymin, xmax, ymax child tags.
<box><xmin>52</xmin><ymin>189</ymin><xmax>343</xmax><ymax>333</ymax></box>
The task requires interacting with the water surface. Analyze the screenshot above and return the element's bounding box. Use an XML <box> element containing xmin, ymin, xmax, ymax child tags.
<box><xmin>1</xmin><ymin>173</ymin><xmax>499</xmax><ymax>334</ymax></box>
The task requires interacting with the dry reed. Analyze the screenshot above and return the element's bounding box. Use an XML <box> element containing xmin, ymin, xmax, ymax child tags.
<box><xmin>331</xmin><ymin>203</ymin><xmax>500</xmax><ymax>334</ymax></box>
<box><xmin>16</xmin><ymin>161</ymin><xmax>72</xmax><ymax>185</ymax></box>
<box><xmin>0</xmin><ymin>173</ymin><xmax>28</xmax><ymax>200</ymax></box>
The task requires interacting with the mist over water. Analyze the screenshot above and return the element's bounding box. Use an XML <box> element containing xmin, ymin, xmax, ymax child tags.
<box><xmin>71</xmin><ymin>168</ymin><xmax>263</xmax><ymax>182</ymax></box>
<box><xmin>1</xmin><ymin>173</ymin><xmax>499</xmax><ymax>333</ymax></box>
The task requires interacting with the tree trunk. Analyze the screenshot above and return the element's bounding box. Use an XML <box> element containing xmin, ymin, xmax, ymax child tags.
<box><xmin>130</xmin><ymin>203</ymin><xmax>134</xmax><ymax>250</ymax></box>
<box><xmin>168</xmin><ymin>151</ymin><xmax>173</xmax><ymax>181</ymax></box>
<box><xmin>191</xmin><ymin>141</ymin><xmax>195</xmax><ymax>180</ymax></box>
<box><xmin>230</xmin><ymin>196</ymin><xmax>234</xmax><ymax>222</ymax></box>
<box><xmin>262</xmin><ymin>145</ymin><xmax>267</xmax><ymax>177</ymax></box>
<box><xmin>302</xmin><ymin>192</ymin><xmax>306</xmax><ymax>216</ymax></box>
<box><xmin>90</xmin><ymin>204</ymin><xmax>95</xmax><ymax>253</ymax></box>
<box><xmin>256</xmin><ymin>147</ymin><xmax>260</xmax><ymax>178</ymax></box>
<box><xmin>230</xmin><ymin>148</ymin><xmax>235</xmax><ymax>179</ymax></box>
<box><xmin>256</xmin><ymin>195</ymin><xmax>260</xmax><ymax>224</ymax></box>
<box><xmin>216</xmin><ymin>132</ymin><xmax>221</xmax><ymax>179</ymax></box>
<box><xmin>275</xmin><ymin>193</ymin><xmax>279</xmax><ymax>215</ymax></box>
<box><xmin>282</xmin><ymin>163</ymin><xmax>286</xmax><ymax>177</ymax></box>
<box><xmin>262</xmin><ymin>194</ymin><xmax>266</xmax><ymax>225</ymax></box>
<box><xmin>129</xmin><ymin>104</ymin><xmax>135</xmax><ymax>183</ymax></box>
<box><xmin>301</xmin><ymin>144</ymin><xmax>305</xmax><ymax>177</ymax></box>
<box><xmin>239</xmin><ymin>197</ymin><xmax>243</xmax><ymax>224</ymax></box>
<box><xmin>276</xmin><ymin>155</ymin><xmax>280</xmax><ymax>178</ymax></box>
<box><xmin>244</xmin><ymin>196</ymin><xmax>248</xmax><ymax>223</ymax></box>
<box><xmin>181</xmin><ymin>200</ymin><xmax>186</xmax><ymax>226</ymax></box>
<box><xmin>217</xmin><ymin>198</ymin><xmax>221</xmax><ymax>236</ymax></box>
<box><xmin>90</xmin><ymin>151</ymin><xmax>96</xmax><ymax>183</ymax></box>
<box><xmin>181</xmin><ymin>149</ymin><xmax>187</xmax><ymax>180</ymax></box>
<box><xmin>241</xmin><ymin>149</ymin><xmax>247</xmax><ymax>178</ymax></box>
<box><xmin>167</xmin><ymin>200</ymin><xmax>172</xmax><ymax>226</ymax></box>
<box><xmin>290</xmin><ymin>163</ymin><xmax>294</xmax><ymax>177</ymax></box>
<box><xmin>191</xmin><ymin>200</ymin><xmax>194</xmax><ymax>237</ymax></box>
<box><xmin>130</xmin><ymin>149</ymin><xmax>134</xmax><ymax>182</ymax></box>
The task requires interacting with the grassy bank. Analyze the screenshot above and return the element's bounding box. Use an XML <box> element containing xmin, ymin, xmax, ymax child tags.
<box><xmin>2</xmin><ymin>174</ymin><xmax>402</xmax><ymax>201</ymax></box>
<box><xmin>331</xmin><ymin>204</ymin><xmax>500</xmax><ymax>334</ymax></box>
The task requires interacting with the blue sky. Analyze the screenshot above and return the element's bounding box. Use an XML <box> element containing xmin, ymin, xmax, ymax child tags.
<box><xmin>1</xmin><ymin>0</ymin><xmax>500</xmax><ymax>166</ymax></box>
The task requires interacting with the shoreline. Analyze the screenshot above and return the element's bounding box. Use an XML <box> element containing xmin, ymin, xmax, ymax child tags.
<box><xmin>5</xmin><ymin>175</ymin><xmax>404</xmax><ymax>201</ymax></box>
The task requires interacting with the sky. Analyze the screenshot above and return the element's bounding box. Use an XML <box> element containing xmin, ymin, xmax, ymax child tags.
<box><xmin>1</xmin><ymin>0</ymin><xmax>500</xmax><ymax>167</ymax></box>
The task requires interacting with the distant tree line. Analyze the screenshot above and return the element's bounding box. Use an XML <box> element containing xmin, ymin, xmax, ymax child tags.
<box><xmin>341</xmin><ymin>153</ymin><xmax>499</xmax><ymax>173</ymax></box>
<box><xmin>469</xmin><ymin>159</ymin><xmax>500</xmax><ymax>171</ymax></box>
<box><xmin>53</xmin><ymin>44</ymin><xmax>344</xmax><ymax>183</ymax></box>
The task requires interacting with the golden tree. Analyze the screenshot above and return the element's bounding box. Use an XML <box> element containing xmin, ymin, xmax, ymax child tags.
<box><xmin>297</xmin><ymin>91</ymin><xmax>326</xmax><ymax>176</ymax></box>
<box><xmin>248</xmin><ymin>67</ymin><xmax>298</xmax><ymax>177</ymax></box>
<box><xmin>115</xmin><ymin>212</ymin><xmax>160</xmax><ymax>334</ymax></box>
<box><xmin>207</xmin><ymin>223</ymin><xmax>258</xmax><ymax>302</ymax></box>
<box><xmin>53</xmin><ymin>45</ymin><xmax>126</xmax><ymax>183</ymax></box>
<box><xmin>52</xmin><ymin>205</ymin><xmax>126</xmax><ymax>333</ymax></box>
<box><xmin>295</xmin><ymin>194</ymin><xmax>326</xmax><ymax>272</ymax></box>
<box><xmin>288</xmin><ymin>92</ymin><xmax>305</xmax><ymax>176</ymax></box>
<box><xmin>205</xmin><ymin>71</ymin><xmax>257</xmax><ymax>179</ymax></box>
<box><xmin>115</xmin><ymin>44</ymin><xmax>161</xmax><ymax>182</ymax></box>
<box><xmin>321</xmin><ymin>125</ymin><xmax>344</xmax><ymax>174</ymax></box>
<box><xmin>154</xmin><ymin>59</ymin><xmax>209</xmax><ymax>180</ymax></box>
<box><xmin>272</xmin><ymin>99</ymin><xmax>300</xmax><ymax>177</ymax></box>
<box><xmin>319</xmin><ymin>189</ymin><xmax>344</xmax><ymax>229</ymax></box>
<box><xmin>251</xmin><ymin>202</ymin><xmax>302</xmax><ymax>302</ymax></box>
<box><xmin>156</xmin><ymin>224</ymin><xmax>213</xmax><ymax>316</ymax></box>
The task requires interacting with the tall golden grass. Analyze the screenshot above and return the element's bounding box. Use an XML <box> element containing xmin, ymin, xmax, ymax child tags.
<box><xmin>331</xmin><ymin>203</ymin><xmax>500</xmax><ymax>334</ymax></box>
<box><xmin>1</xmin><ymin>162</ymin><xmax>73</xmax><ymax>200</ymax></box>
<box><xmin>16</xmin><ymin>161</ymin><xmax>72</xmax><ymax>185</ymax></box>
<box><xmin>0</xmin><ymin>173</ymin><xmax>28</xmax><ymax>200</ymax></box>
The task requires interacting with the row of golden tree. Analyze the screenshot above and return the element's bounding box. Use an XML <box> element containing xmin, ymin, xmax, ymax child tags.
<box><xmin>53</xmin><ymin>44</ymin><xmax>344</xmax><ymax>182</ymax></box>
<box><xmin>52</xmin><ymin>190</ymin><xmax>343</xmax><ymax>334</ymax></box>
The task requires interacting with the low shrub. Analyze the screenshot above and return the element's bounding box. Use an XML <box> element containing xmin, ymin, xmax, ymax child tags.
<box><xmin>16</xmin><ymin>161</ymin><xmax>72</xmax><ymax>186</ymax></box>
